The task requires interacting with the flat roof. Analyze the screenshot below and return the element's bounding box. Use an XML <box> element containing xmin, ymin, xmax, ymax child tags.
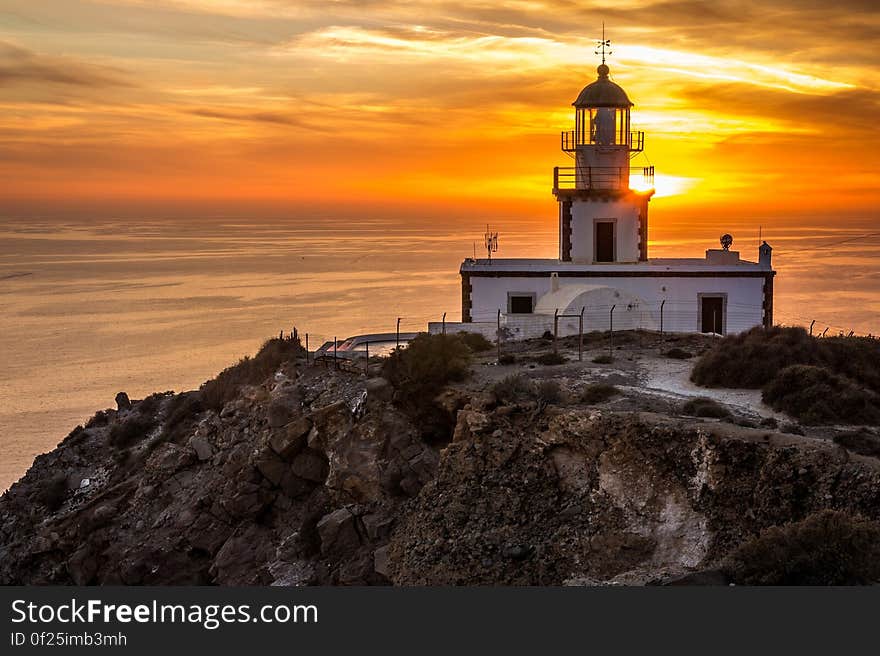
<box><xmin>460</xmin><ymin>257</ymin><xmax>771</xmax><ymax>275</ymax></box>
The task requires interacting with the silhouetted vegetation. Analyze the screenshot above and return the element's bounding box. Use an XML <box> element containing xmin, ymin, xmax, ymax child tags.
<box><xmin>39</xmin><ymin>473</ymin><xmax>69</xmax><ymax>511</ymax></box>
<box><xmin>724</xmin><ymin>511</ymin><xmax>880</xmax><ymax>585</ymax></box>
<box><xmin>137</xmin><ymin>391</ymin><xmax>171</xmax><ymax>418</ymax></box>
<box><xmin>493</xmin><ymin>374</ymin><xmax>534</xmax><ymax>405</ymax></box>
<box><xmin>664</xmin><ymin>347</ymin><xmax>693</xmax><ymax>360</ymax></box>
<box><xmin>201</xmin><ymin>336</ymin><xmax>303</xmax><ymax>411</ymax></box>
<box><xmin>382</xmin><ymin>333</ymin><xmax>472</xmax><ymax>439</ymax></box>
<box><xmin>833</xmin><ymin>429</ymin><xmax>880</xmax><ymax>458</ymax></box>
<box><xmin>536</xmin><ymin>352</ymin><xmax>566</xmax><ymax>365</ymax></box>
<box><xmin>492</xmin><ymin>374</ymin><xmax>562</xmax><ymax>408</ymax></box>
<box><xmin>763</xmin><ymin>365</ymin><xmax>880</xmax><ymax>425</ymax></box>
<box><xmin>692</xmin><ymin>327</ymin><xmax>880</xmax><ymax>425</ymax></box>
<box><xmin>161</xmin><ymin>391</ymin><xmax>205</xmax><ymax>444</ymax></box>
<box><xmin>85</xmin><ymin>410</ymin><xmax>109</xmax><ymax>429</ymax></box>
<box><xmin>108</xmin><ymin>415</ymin><xmax>155</xmax><ymax>449</ymax></box>
<box><xmin>581</xmin><ymin>383</ymin><xmax>619</xmax><ymax>404</ymax></box>
<box><xmin>592</xmin><ymin>354</ymin><xmax>613</xmax><ymax>364</ymax></box>
<box><xmin>498</xmin><ymin>353</ymin><xmax>517</xmax><ymax>365</ymax></box>
<box><xmin>458</xmin><ymin>332</ymin><xmax>493</xmax><ymax>353</ymax></box>
<box><xmin>681</xmin><ymin>397</ymin><xmax>730</xmax><ymax>419</ymax></box>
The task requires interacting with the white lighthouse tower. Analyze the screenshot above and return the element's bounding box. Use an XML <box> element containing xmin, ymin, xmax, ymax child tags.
<box><xmin>436</xmin><ymin>36</ymin><xmax>776</xmax><ymax>339</ymax></box>
<box><xmin>555</xmin><ymin>51</ymin><xmax>654</xmax><ymax>264</ymax></box>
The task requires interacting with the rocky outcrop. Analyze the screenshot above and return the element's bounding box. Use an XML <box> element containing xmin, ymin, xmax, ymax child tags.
<box><xmin>2</xmin><ymin>351</ymin><xmax>880</xmax><ymax>586</ymax></box>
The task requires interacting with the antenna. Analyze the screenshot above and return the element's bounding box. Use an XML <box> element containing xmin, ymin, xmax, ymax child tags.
<box><xmin>595</xmin><ymin>22</ymin><xmax>612</xmax><ymax>65</ymax></box>
<box><xmin>484</xmin><ymin>224</ymin><xmax>499</xmax><ymax>261</ymax></box>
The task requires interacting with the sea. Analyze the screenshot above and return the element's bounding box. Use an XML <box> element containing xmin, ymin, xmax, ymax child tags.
<box><xmin>1</xmin><ymin>215</ymin><xmax>878</xmax><ymax>491</ymax></box>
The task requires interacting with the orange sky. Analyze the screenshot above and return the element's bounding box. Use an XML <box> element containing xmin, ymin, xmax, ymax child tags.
<box><xmin>1</xmin><ymin>0</ymin><xmax>878</xmax><ymax>224</ymax></box>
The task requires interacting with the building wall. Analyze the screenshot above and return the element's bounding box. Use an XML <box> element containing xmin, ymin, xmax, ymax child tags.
<box><xmin>570</xmin><ymin>198</ymin><xmax>641</xmax><ymax>263</ymax></box>
<box><xmin>467</xmin><ymin>274</ymin><xmax>766</xmax><ymax>336</ymax></box>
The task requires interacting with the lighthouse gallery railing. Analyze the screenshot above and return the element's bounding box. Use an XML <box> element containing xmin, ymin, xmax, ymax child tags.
<box><xmin>553</xmin><ymin>166</ymin><xmax>655</xmax><ymax>192</ymax></box>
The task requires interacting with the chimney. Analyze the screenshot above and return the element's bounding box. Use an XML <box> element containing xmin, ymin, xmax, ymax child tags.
<box><xmin>759</xmin><ymin>241</ymin><xmax>772</xmax><ymax>269</ymax></box>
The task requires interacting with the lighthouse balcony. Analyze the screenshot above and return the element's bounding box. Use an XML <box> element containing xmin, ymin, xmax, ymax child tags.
<box><xmin>560</xmin><ymin>130</ymin><xmax>645</xmax><ymax>154</ymax></box>
<box><xmin>553</xmin><ymin>165</ymin><xmax>654</xmax><ymax>193</ymax></box>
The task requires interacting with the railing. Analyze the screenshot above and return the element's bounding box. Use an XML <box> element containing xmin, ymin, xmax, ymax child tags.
<box><xmin>553</xmin><ymin>166</ymin><xmax>655</xmax><ymax>192</ymax></box>
<box><xmin>560</xmin><ymin>130</ymin><xmax>645</xmax><ymax>153</ymax></box>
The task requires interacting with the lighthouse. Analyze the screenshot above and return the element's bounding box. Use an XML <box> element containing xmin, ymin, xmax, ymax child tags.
<box><xmin>432</xmin><ymin>39</ymin><xmax>776</xmax><ymax>340</ymax></box>
<box><xmin>555</xmin><ymin>61</ymin><xmax>654</xmax><ymax>264</ymax></box>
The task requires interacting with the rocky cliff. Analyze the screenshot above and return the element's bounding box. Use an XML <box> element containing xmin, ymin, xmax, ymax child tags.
<box><xmin>2</xmin><ymin>335</ymin><xmax>879</xmax><ymax>585</ymax></box>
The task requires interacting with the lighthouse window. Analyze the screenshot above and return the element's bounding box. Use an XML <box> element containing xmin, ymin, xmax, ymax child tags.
<box><xmin>508</xmin><ymin>294</ymin><xmax>535</xmax><ymax>314</ymax></box>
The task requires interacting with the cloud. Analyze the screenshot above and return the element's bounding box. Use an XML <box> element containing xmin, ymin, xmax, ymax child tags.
<box><xmin>0</xmin><ymin>41</ymin><xmax>131</xmax><ymax>88</ymax></box>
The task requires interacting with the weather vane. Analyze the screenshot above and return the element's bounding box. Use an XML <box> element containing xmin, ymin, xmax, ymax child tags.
<box><xmin>595</xmin><ymin>22</ymin><xmax>611</xmax><ymax>64</ymax></box>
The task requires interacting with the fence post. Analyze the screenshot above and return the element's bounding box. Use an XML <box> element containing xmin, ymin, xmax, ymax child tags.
<box><xmin>609</xmin><ymin>305</ymin><xmax>616</xmax><ymax>357</ymax></box>
<box><xmin>809</xmin><ymin>319</ymin><xmax>816</xmax><ymax>336</ymax></box>
<box><xmin>396</xmin><ymin>317</ymin><xmax>401</xmax><ymax>350</ymax></box>
<box><xmin>660</xmin><ymin>300</ymin><xmax>666</xmax><ymax>336</ymax></box>
<box><xmin>442</xmin><ymin>312</ymin><xmax>447</xmax><ymax>335</ymax></box>
<box><xmin>305</xmin><ymin>333</ymin><xmax>310</xmax><ymax>365</ymax></box>
<box><xmin>821</xmin><ymin>327</ymin><xmax>829</xmax><ymax>337</ymax></box>
<box><xmin>333</xmin><ymin>336</ymin><xmax>338</xmax><ymax>370</ymax></box>
<box><xmin>365</xmin><ymin>341</ymin><xmax>369</xmax><ymax>376</ymax></box>
<box><xmin>579</xmin><ymin>306</ymin><xmax>584</xmax><ymax>362</ymax></box>
<box><xmin>496</xmin><ymin>309</ymin><xmax>502</xmax><ymax>363</ymax></box>
<box><xmin>553</xmin><ymin>308</ymin><xmax>559</xmax><ymax>353</ymax></box>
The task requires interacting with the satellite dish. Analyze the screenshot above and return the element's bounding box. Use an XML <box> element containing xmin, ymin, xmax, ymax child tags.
<box><xmin>720</xmin><ymin>234</ymin><xmax>733</xmax><ymax>251</ymax></box>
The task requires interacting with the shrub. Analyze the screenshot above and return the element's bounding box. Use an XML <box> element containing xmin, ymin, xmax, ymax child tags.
<box><xmin>498</xmin><ymin>353</ymin><xmax>516</xmax><ymax>365</ymax></box>
<box><xmin>592</xmin><ymin>354</ymin><xmax>613</xmax><ymax>364</ymax></box>
<box><xmin>581</xmin><ymin>383</ymin><xmax>619</xmax><ymax>404</ymax></box>
<box><xmin>137</xmin><ymin>391</ymin><xmax>171</xmax><ymax>418</ymax></box>
<box><xmin>493</xmin><ymin>374</ymin><xmax>535</xmax><ymax>405</ymax></box>
<box><xmin>162</xmin><ymin>391</ymin><xmax>205</xmax><ymax>444</ymax></box>
<box><xmin>108</xmin><ymin>415</ymin><xmax>155</xmax><ymax>449</ymax></box>
<box><xmin>724</xmin><ymin>510</ymin><xmax>880</xmax><ymax>585</ymax></box>
<box><xmin>834</xmin><ymin>429</ymin><xmax>880</xmax><ymax>458</ymax></box>
<box><xmin>541</xmin><ymin>330</ymin><xmax>554</xmax><ymax>341</ymax></box>
<box><xmin>39</xmin><ymin>472</ymin><xmax>69</xmax><ymax>511</ymax></box>
<box><xmin>201</xmin><ymin>337</ymin><xmax>303</xmax><ymax>411</ymax></box>
<box><xmin>536</xmin><ymin>352</ymin><xmax>566</xmax><ymax>366</ymax></box>
<box><xmin>458</xmin><ymin>332</ymin><xmax>493</xmax><ymax>353</ymax></box>
<box><xmin>664</xmin><ymin>347</ymin><xmax>693</xmax><ymax>360</ymax></box>
<box><xmin>85</xmin><ymin>410</ymin><xmax>109</xmax><ymax>428</ymax></box>
<box><xmin>681</xmin><ymin>397</ymin><xmax>730</xmax><ymax>418</ymax></box>
<box><xmin>382</xmin><ymin>333</ymin><xmax>472</xmax><ymax>436</ymax></box>
<box><xmin>535</xmin><ymin>380</ymin><xmax>563</xmax><ymax>406</ymax></box>
<box><xmin>492</xmin><ymin>375</ymin><xmax>562</xmax><ymax>408</ymax></box>
<box><xmin>691</xmin><ymin>326</ymin><xmax>880</xmax><ymax>394</ymax></box>
<box><xmin>762</xmin><ymin>365</ymin><xmax>880</xmax><ymax>425</ymax></box>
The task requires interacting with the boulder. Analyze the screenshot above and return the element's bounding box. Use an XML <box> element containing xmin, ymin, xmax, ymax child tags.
<box><xmin>270</xmin><ymin>417</ymin><xmax>311</xmax><ymax>459</ymax></box>
<box><xmin>291</xmin><ymin>450</ymin><xmax>328</xmax><ymax>483</ymax></box>
<box><xmin>190</xmin><ymin>437</ymin><xmax>214</xmax><ymax>461</ymax></box>
<box><xmin>316</xmin><ymin>508</ymin><xmax>360</xmax><ymax>556</ymax></box>
<box><xmin>115</xmin><ymin>392</ymin><xmax>131</xmax><ymax>412</ymax></box>
<box><xmin>373</xmin><ymin>545</ymin><xmax>390</xmax><ymax>577</ymax></box>
<box><xmin>267</xmin><ymin>399</ymin><xmax>294</xmax><ymax>428</ymax></box>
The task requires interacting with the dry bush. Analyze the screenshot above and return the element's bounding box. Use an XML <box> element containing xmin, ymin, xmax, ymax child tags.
<box><xmin>762</xmin><ymin>365</ymin><xmax>880</xmax><ymax>425</ymax></box>
<box><xmin>535</xmin><ymin>379</ymin><xmax>563</xmax><ymax>405</ymax></box>
<box><xmin>664</xmin><ymin>347</ymin><xmax>693</xmax><ymax>360</ymax></box>
<box><xmin>201</xmin><ymin>337</ymin><xmax>303</xmax><ymax>411</ymax></box>
<box><xmin>681</xmin><ymin>397</ymin><xmax>730</xmax><ymax>418</ymax></box>
<box><xmin>382</xmin><ymin>333</ymin><xmax>472</xmax><ymax>439</ymax></box>
<box><xmin>39</xmin><ymin>472</ymin><xmax>69</xmax><ymax>511</ymax></box>
<box><xmin>833</xmin><ymin>429</ymin><xmax>880</xmax><ymax>458</ymax></box>
<box><xmin>724</xmin><ymin>510</ymin><xmax>880</xmax><ymax>585</ymax></box>
<box><xmin>108</xmin><ymin>415</ymin><xmax>155</xmax><ymax>449</ymax></box>
<box><xmin>161</xmin><ymin>391</ymin><xmax>205</xmax><ymax>444</ymax></box>
<box><xmin>592</xmin><ymin>354</ymin><xmax>613</xmax><ymax>364</ymax></box>
<box><xmin>581</xmin><ymin>383</ymin><xmax>619</xmax><ymax>404</ymax></box>
<box><xmin>493</xmin><ymin>374</ymin><xmax>535</xmax><ymax>405</ymax></box>
<box><xmin>458</xmin><ymin>332</ymin><xmax>493</xmax><ymax>353</ymax></box>
<box><xmin>536</xmin><ymin>352</ymin><xmax>566</xmax><ymax>365</ymax></box>
<box><xmin>498</xmin><ymin>353</ymin><xmax>516</xmax><ymax>365</ymax></box>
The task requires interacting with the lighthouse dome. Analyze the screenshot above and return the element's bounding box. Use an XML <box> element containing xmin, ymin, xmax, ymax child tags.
<box><xmin>573</xmin><ymin>64</ymin><xmax>633</xmax><ymax>108</ymax></box>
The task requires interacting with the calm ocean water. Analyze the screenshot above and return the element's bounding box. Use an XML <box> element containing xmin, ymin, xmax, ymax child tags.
<box><xmin>1</xmin><ymin>216</ymin><xmax>878</xmax><ymax>490</ymax></box>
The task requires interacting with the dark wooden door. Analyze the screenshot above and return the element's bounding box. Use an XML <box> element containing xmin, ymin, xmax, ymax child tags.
<box><xmin>595</xmin><ymin>222</ymin><xmax>614</xmax><ymax>262</ymax></box>
<box><xmin>701</xmin><ymin>297</ymin><xmax>724</xmax><ymax>334</ymax></box>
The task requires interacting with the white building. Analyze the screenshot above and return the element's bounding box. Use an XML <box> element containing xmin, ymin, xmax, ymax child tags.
<box><xmin>434</xmin><ymin>61</ymin><xmax>775</xmax><ymax>340</ymax></box>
